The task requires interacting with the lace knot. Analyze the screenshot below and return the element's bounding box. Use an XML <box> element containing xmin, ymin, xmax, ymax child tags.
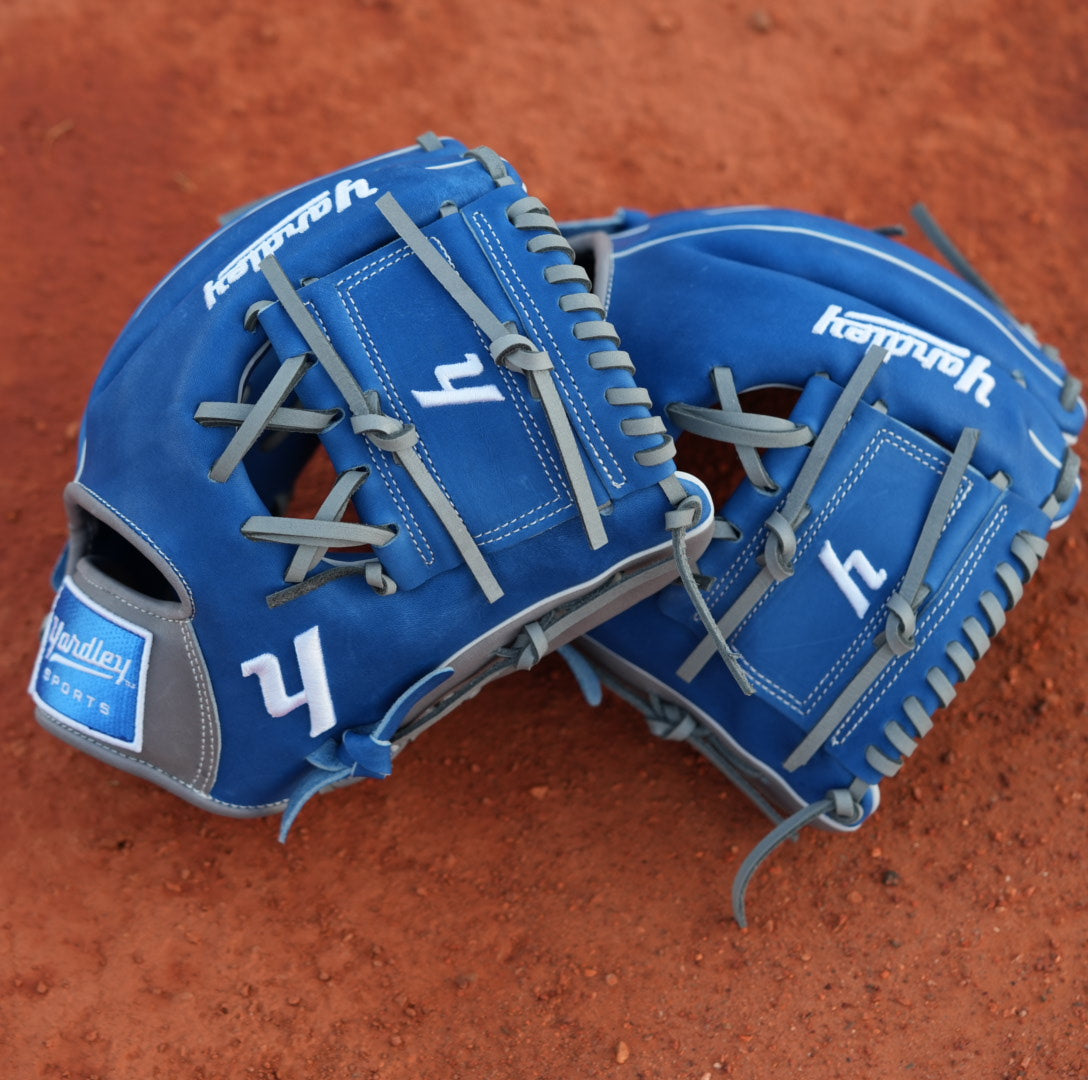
<box><xmin>350</xmin><ymin>412</ymin><xmax>420</xmax><ymax>455</ymax></box>
<box><xmin>762</xmin><ymin>510</ymin><xmax>797</xmax><ymax>581</ymax></box>
<box><xmin>340</xmin><ymin>728</ymin><xmax>394</xmax><ymax>779</ymax></box>
<box><xmin>497</xmin><ymin>620</ymin><xmax>550</xmax><ymax>671</ymax></box>
<box><xmin>644</xmin><ymin>696</ymin><xmax>697</xmax><ymax>741</ymax></box>
<box><xmin>827</xmin><ymin>787</ymin><xmax>862</xmax><ymax>823</ymax></box>
<box><xmin>491</xmin><ymin>334</ymin><xmax>553</xmax><ymax>373</ymax></box>
<box><xmin>665</xmin><ymin>495</ymin><xmax>702</xmax><ymax>534</ymax></box>
<box><xmin>883</xmin><ymin>591</ymin><xmax>918</xmax><ymax>655</ymax></box>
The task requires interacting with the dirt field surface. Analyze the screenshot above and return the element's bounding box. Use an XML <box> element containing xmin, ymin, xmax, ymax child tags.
<box><xmin>3</xmin><ymin>1</ymin><xmax>1087</xmax><ymax>1077</ymax></box>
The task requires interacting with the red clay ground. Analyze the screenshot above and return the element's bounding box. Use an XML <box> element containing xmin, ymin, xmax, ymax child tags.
<box><xmin>2</xmin><ymin>1</ymin><xmax>1087</xmax><ymax>1077</ymax></box>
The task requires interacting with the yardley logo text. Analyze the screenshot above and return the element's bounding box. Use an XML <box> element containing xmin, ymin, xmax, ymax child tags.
<box><xmin>45</xmin><ymin>616</ymin><xmax>134</xmax><ymax>687</ymax></box>
<box><xmin>203</xmin><ymin>177</ymin><xmax>379</xmax><ymax>310</ymax></box>
<box><xmin>812</xmin><ymin>304</ymin><xmax>995</xmax><ymax>407</ymax></box>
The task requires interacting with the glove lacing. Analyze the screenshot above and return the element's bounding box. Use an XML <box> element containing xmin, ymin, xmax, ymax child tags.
<box><xmin>197</xmin><ymin>143</ymin><xmax>710</xmax><ymax>833</ymax></box>
<box><xmin>910</xmin><ymin>204</ymin><xmax>1083</xmax><ymax>414</ymax></box>
<box><xmin>195</xmin><ymin>288</ymin><xmax>484</xmax><ymax>605</ymax></box>
<box><xmin>587</xmin><ymin>338</ymin><xmax>1049</xmax><ymax>925</ymax></box>
<box><xmin>197</xmin><ymin>153</ymin><xmax>701</xmax><ymax>610</ymax></box>
<box><xmin>674</xmin><ymin>342</ymin><xmax>891</xmax><ymax>688</ymax></box>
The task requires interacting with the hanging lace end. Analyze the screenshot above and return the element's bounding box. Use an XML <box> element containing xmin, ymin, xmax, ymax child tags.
<box><xmin>731</xmin><ymin>789</ymin><xmax>858</xmax><ymax>927</ymax></box>
<box><xmin>278</xmin><ymin>731</ymin><xmax>400</xmax><ymax>842</ymax></box>
<box><xmin>667</xmin><ymin>496</ymin><xmax>755</xmax><ymax>697</ymax></box>
<box><xmin>910</xmin><ymin>204</ymin><xmax>1008</xmax><ymax>312</ymax></box>
<box><xmin>279</xmin><ymin>739</ymin><xmax>355</xmax><ymax>842</ymax></box>
<box><xmin>557</xmin><ymin>645</ymin><xmax>603</xmax><ymax>706</ymax></box>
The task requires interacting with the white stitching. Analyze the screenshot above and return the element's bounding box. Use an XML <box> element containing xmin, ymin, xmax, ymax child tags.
<box><xmin>343</xmin><ymin>249</ymin><xmax>570</xmax><ymax>498</ymax></box>
<box><xmin>708</xmin><ymin>429</ymin><xmax>969</xmax><ymax>713</ymax></box>
<box><xmin>180</xmin><ymin>621</ymin><xmax>216</xmax><ymax>791</ymax></box>
<box><xmin>75</xmin><ymin>484</ymin><xmax>195</xmax><ymax>612</ymax></box>
<box><xmin>470</xmin><ymin>210</ymin><xmax>627</xmax><ymax>489</ymax></box>
<box><xmin>341</xmin><ymin>255</ymin><xmax>567</xmax><ymax>542</ymax></box>
<box><xmin>831</xmin><ymin>505</ymin><xmax>1008</xmax><ymax>747</ymax></box>
<box><xmin>469</xmin><ymin>500</ymin><xmax>571</xmax><ymax>545</ymax></box>
<box><xmin>303</xmin><ymin>300</ymin><xmax>435</xmax><ymax>565</ymax></box>
<box><xmin>333</xmin><ymin>238</ymin><xmax>573</xmax><ymax>545</ymax></box>
<box><xmin>749</xmin><ymin>434</ymin><xmax>964</xmax><ymax>711</ymax></box>
<box><xmin>475</xmin><ymin>210</ymin><xmax>625</xmax><ymax>486</ymax></box>
<box><xmin>338</xmin><ymin>247</ymin><xmax>446</xmax><ymax>474</ymax></box>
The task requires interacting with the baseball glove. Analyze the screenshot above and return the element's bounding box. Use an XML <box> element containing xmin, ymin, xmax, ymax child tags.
<box><xmin>28</xmin><ymin>134</ymin><xmax>715</xmax><ymax>835</ymax></box>
<box><xmin>563</xmin><ymin>204</ymin><xmax>1083</xmax><ymax>924</ymax></box>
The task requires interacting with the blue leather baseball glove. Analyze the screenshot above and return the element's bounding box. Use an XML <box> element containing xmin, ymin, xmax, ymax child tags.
<box><xmin>564</xmin><ymin>204</ymin><xmax>1083</xmax><ymax>924</ymax></box>
<box><xmin>28</xmin><ymin>135</ymin><xmax>715</xmax><ymax>835</ymax></box>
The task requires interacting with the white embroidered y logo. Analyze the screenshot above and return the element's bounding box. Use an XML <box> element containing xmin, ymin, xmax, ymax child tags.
<box><xmin>241</xmin><ymin>625</ymin><xmax>337</xmax><ymax>738</ymax></box>
<box><xmin>818</xmin><ymin>540</ymin><xmax>888</xmax><ymax>619</ymax></box>
<box><xmin>411</xmin><ymin>353</ymin><xmax>505</xmax><ymax>407</ymax></box>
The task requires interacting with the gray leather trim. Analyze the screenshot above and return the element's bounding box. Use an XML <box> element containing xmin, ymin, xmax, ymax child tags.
<box><xmin>36</xmin><ymin>484</ymin><xmax>224</xmax><ymax>802</ymax></box>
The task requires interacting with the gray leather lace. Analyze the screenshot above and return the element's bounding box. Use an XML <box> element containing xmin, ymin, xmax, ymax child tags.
<box><xmin>675</xmin><ymin>342</ymin><xmax>889</xmax><ymax>688</ymax></box>
<box><xmin>375</xmin><ymin>191</ymin><xmax>609</xmax><ymax>552</ymax></box>
<box><xmin>198</xmin><ymin>249</ymin><xmax>502</xmax><ymax>606</ymax></box>
<box><xmin>910</xmin><ymin>203</ymin><xmax>1082</xmax><ymax>413</ymax></box>
<box><xmin>644</xmin><ymin>342</ymin><xmax>1007</xmax><ymax>924</ymax></box>
<box><xmin>195</xmin><ymin>171</ymin><xmax>675</xmax><ymax>605</ymax></box>
<box><xmin>782</xmin><ymin>426</ymin><xmax>979</xmax><ymax>772</ymax></box>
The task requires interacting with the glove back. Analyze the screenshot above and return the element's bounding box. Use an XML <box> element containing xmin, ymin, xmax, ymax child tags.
<box><xmin>567</xmin><ymin>205</ymin><xmax>1083</xmax><ymax>923</ymax></box>
<box><xmin>29</xmin><ymin>137</ymin><xmax>714</xmax><ymax>832</ymax></box>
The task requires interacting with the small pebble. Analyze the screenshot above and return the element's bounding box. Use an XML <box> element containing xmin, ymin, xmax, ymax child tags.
<box><xmin>749</xmin><ymin>9</ymin><xmax>774</xmax><ymax>32</ymax></box>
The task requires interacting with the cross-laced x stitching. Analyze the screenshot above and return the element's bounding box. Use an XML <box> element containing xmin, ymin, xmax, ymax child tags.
<box><xmin>670</xmin><ymin>343</ymin><xmax>983</xmax><ymax>768</ymax></box>
<box><xmin>673</xmin><ymin>343</ymin><xmax>891</xmax><ymax>689</ymax></box>
<box><xmin>656</xmin><ymin>341</ymin><xmax>989</xmax><ymax>924</ymax></box>
<box><xmin>196</xmin><ymin>250</ymin><xmax>503</xmax><ymax>606</ymax></box>
<box><xmin>668</xmin><ymin>365</ymin><xmax>815</xmax><ymax>495</ymax></box>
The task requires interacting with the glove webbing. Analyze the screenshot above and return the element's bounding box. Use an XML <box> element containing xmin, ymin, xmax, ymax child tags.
<box><xmin>668</xmin><ymin>366</ymin><xmax>814</xmax><ymax>494</ymax></box>
<box><xmin>703</xmin><ymin>416</ymin><xmax>981</xmax><ymax>925</ymax></box>
<box><xmin>783</xmin><ymin>425</ymin><xmax>979</xmax><ymax>771</ymax></box>
<box><xmin>676</xmin><ymin>342</ymin><xmax>889</xmax><ymax>686</ymax></box>
<box><xmin>375</xmin><ymin>191</ymin><xmax>609</xmax><ymax>552</ymax></box>
<box><xmin>199</xmin><ymin>252</ymin><xmax>504</xmax><ymax>604</ymax></box>
<box><xmin>723</xmin><ymin>513</ymin><xmax>1038</xmax><ymax>928</ymax></box>
<box><xmin>262</xmin><ymin>251</ymin><xmax>505</xmax><ymax>602</ymax></box>
<box><xmin>196</xmin><ymin>347</ymin><xmax>397</xmax><ymax>601</ymax></box>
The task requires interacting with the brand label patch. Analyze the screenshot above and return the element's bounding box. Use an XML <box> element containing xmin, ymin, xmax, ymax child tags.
<box><xmin>29</xmin><ymin>579</ymin><xmax>152</xmax><ymax>751</ymax></box>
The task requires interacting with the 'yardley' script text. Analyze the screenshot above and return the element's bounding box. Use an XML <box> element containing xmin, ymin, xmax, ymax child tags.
<box><xmin>812</xmin><ymin>304</ymin><xmax>995</xmax><ymax>406</ymax></box>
